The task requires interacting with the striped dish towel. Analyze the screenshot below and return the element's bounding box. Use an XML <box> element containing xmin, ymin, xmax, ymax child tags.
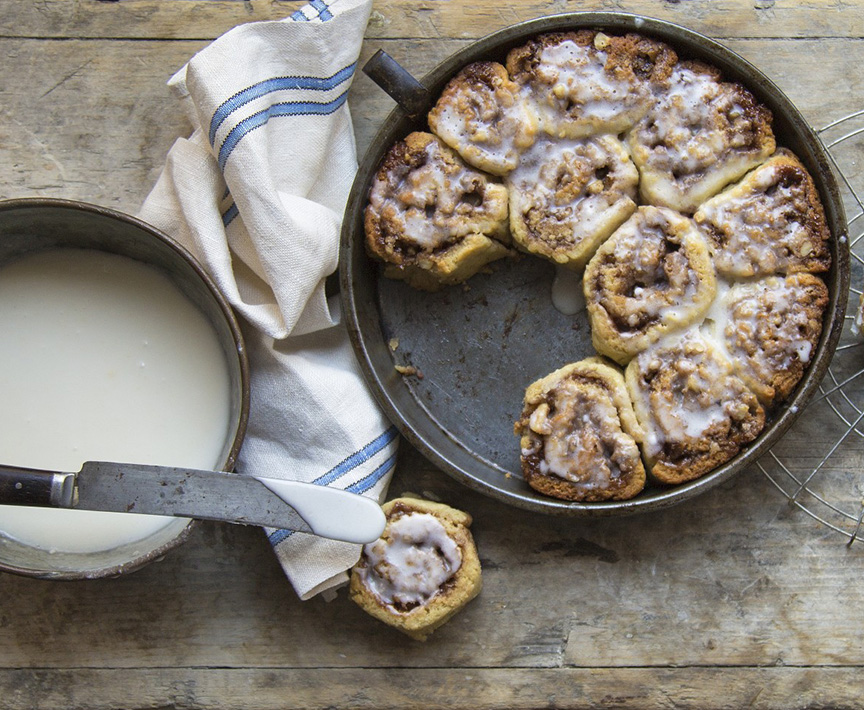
<box><xmin>138</xmin><ymin>0</ymin><xmax>399</xmax><ymax>600</ymax></box>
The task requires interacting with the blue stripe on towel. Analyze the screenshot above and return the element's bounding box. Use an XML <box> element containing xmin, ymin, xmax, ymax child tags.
<box><xmin>309</xmin><ymin>0</ymin><xmax>334</xmax><ymax>21</ymax></box>
<box><xmin>221</xmin><ymin>201</ymin><xmax>239</xmax><ymax>227</ymax></box>
<box><xmin>290</xmin><ymin>0</ymin><xmax>333</xmax><ymax>22</ymax></box>
<box><xmin>345</xmin><ymin>453</ymin><xmax>397</xmax><ymax>496</ymax></box>
<box><xmin>313</xmin><ymin>426</ymin><xmax>398</xmax><ymax>487</ymax></box>
<box><xmin>208</xmin><ymin>62</ymin><xmax>356</xmax><ymax>146</ymax></box>
<box><xmin>268</xmin><ymin>527</ymin><xmax>295</xmax><ymax>546</ymax></box>
<box><xmin>217</xmin><ymin>90</ymin><xmax>350</xmax><ymax>170</ymax></box>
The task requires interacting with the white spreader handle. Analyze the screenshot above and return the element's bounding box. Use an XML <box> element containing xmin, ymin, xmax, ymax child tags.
<box><xmin>255</xmin><ymin>477</ymin><xmax>386</xmax><ymax>544</ymax></box>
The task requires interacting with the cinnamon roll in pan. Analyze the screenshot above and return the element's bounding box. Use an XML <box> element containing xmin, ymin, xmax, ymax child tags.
<box><xmin>584</xmin><ymin>205</ymin><xmax>717</xmax><ymax>365</ymax></box>
<box><xmin>349</xmin><ymin>496</ymin><xmax>482</xmax><ymax>641</ymax></box>
<box><xmin>428</xmin><ymin>61</ymin><xmax>539</xmax><ymax>176</ymax></box>
<box><xmin>364</xmin><ymin>131</ymin><xmax>511</xmax><ymax>291</ymax></box>
<box><xmin>625</xmin><ymin>328</ymin><xmax>766</xmax><ymax>485</ymax></box>
<box><xmin>506</xmin><ymin>135</ymin><xmax>638</xmax><ymax>270</ymax></box>
<box><xmin>694</xmin><ymin>149</ymin><xmax>831</xmax><ymax>278</ymax></box>
<box><xmin>709</xmin><ymin>274</ymin><xmax>829</xmax><ymax>408</ymax></box>
<box><xmin>628</xmin><ymin>61</ymin><xmax>776</xmax><ymax>214</ymax></box>
<box><xmin>515</xmin><ymin>357</ymin><xmax>646</xmax><ymax>502</ymax></box>
<box><xmin>506</xmin><ymin>30</ymin><xmax>677</xmax><ymax>139</ymax></box>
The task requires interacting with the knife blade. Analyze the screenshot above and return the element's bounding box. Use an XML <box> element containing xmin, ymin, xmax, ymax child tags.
<box><xmin>0</xmin><ymin>461</ymin><xmax>386</xmax><ymax>545</ymax></box>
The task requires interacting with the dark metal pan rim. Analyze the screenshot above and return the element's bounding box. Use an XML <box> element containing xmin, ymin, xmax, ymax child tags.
<box><xmin>340</xmin><ymin>12</ymin><xmax>850</xmax><ymax>516</ymax></box>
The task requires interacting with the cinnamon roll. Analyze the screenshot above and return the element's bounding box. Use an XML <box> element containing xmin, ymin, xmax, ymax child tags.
<box><xmin>514</xmin><ymin>357</ymin><xmax>646</xmax><ymax>502</ymax></box>
<box><xmin>349</xmin><ymin>496</ymin><xmax>482</xmax><ymax>641</ymax></box>
<box><xmin>694</xmin><ymin>149</ymin><xmax>832</xmax><ymax>278</ymax></box>
<box><xmin>625</xmin><ymin>328</ymin><xmax>766</xmax><ymax>485</ymax></box>
<box><xmin>707</xmin><ymin>274</ymin><xmax>829</xmax><ymax>407</ymax></box>
<box><xmin>628</xmin><ymin>61</ymin><xmax>776</xmax><ymax>214</ymax></box>
<box><xmin>428</xmin><ymin>61</ymin><xmax>539</xmax><ymax>176</ymax></box>
<box><xmin>506</xmin><ymin>135</ymin><xmax>639</xmax><ymax>270</ymax></box>
<box><xmin>506</xmin><ymin>30</ymin><xmax>677</xmax><ymax>139</ymax></box>
<box><xmin>364</xmin><ymin>131</ymin><xmax>511</xmax><ymax>291</ymax></box>
<box><xmin>584</xmin><ymin>206</ymin><xmax>717</xmax><ymax>365</ymax></box>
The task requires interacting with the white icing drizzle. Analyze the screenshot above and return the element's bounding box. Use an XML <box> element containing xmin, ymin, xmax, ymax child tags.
<box><xmin>698</xmin><ymin>277</ymin><xmax>734</xmax><ymax>360</ymax></box>
<box><xmin>696</xmin><ymin>157</ymin><xmax>821</xmax><ymax>277</ymax></box>
<box><xmin>430</xmin><ymin>65</ymin><xmax>537</xmax><ymax>174</ymax></box>
<box><xmin>531</xmin><ymin>37</ymin><xmax>650</xmax><ymax>136</ymax></box>
<box><xmin>638</xmin><ymin>65</ymin><xmax>728</xmax><ymax>174</ymax></box>
<box><xmin>528</xmin><ymin>379</ymin><xmax>640</xmax><ymax>490</ymax></box>
<box><xmin>596</xmin><ymin>207</ymin><xmax>713</xmax><ymax>337</ymax></box>
<box><xmin>359</xmin><ymin>512</ymin><xmax>462</xmax><ymax>611</ymax></box>
<box><xmin>722</xmin><ymin>276</ymin><xmax>820</xmax><ymax>377</ymax></box>
<box><xmin>633</xmin><ymin>328</ymin><xmax>753</xmax><ymax>457</ymax></box>
<box><xmin>367</xmin><ymin>137</ymin><xmax>504</xmax><ymax>251</ymax></box>
<box><xmin>630</xmin><ymin>62</ymin><xmax>770</xmax><ymax>211</ymax></box>
<box><xmin>508</xmin><ymin>136</ymin><xmax>638</xmax><ymax>249</ymax></box>
<box><xmin>854</xmin><ymin>291</ymin><xmax>864</xmax><ymax>337</ymax></box>
<box><xmin>551</xmin><ymin>264</ymin><xmax>586</xmax><ymax>315</ymax></box>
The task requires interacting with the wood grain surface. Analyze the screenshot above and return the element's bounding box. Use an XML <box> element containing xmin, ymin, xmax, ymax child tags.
<box><xmin>2</xmin><ymin>1</ymin><xmax>864</xmax><ymax>709</ymax></box>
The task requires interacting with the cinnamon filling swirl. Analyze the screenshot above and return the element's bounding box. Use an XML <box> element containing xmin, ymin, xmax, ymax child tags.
<box><xmin>428</xmin><ymin>61</ymin><xmax>539</xmax><ymax>176</ymax></box>
<box><xmin>515</xmin><ymin>358</ymin><xmax>645</xmax><ymax>501</ymax></box>
<box><xmin>694</xmin><ymin>149</ymin><xmax>831</xmax><ymax>278</ymax></box>
<box><xmin>625</xmin><ymin>328</ymin><xmax>766</xmax><ymax>485</ymax></box>
<box><xmin>507</xmin><ymin>135</ymin><xmax>638</xmax><ymax>268</ymax></box>
<box><xmin>507</xmin><ymin>30</ymin><xmax>677</xmax><ymax>139</ymax></box>
<box><xmin>708</xmin><ymin>274</ymin><xmax>829</xmax><ymax>407</ymax></box>
<box><xmin>364</xmin><ymin>132</ymin><xmax>510</xmax><ymax>289</ymax></box>
<box><xmin>358</xmin><ymin>510</ymin><xmax>462</xmax><ymax>613</ymax></box>
<box><xmin>584</xmin><ymin>206</ymin><xmax>717</xmax><ymax>364</ymax></box>
<box><xmin>349</xmin><ymin>497</ymin><xmax>482</xmax><ymax>641</ymax></box>
<box><xmin>628</xmin><ymin>61</ymin><xmax>775</xmax><ymax>213</ymax></box>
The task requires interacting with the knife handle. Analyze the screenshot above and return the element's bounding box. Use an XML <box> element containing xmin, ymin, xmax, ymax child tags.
<box><xmin>0</xmin><ymin>465</ymin><xmax>75</xmax><ymax>507</ymax></box>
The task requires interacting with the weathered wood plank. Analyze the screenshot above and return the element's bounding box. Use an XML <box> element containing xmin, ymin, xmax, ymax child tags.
<box><xmin>2</xmin><ymin>0</ymin><xmax>864</xmax><ymax>41</ymax></box>
<box><xmin>2</xmin><ymin>667</ymin><xmax>864</xmax><ymax>710</ymax></box>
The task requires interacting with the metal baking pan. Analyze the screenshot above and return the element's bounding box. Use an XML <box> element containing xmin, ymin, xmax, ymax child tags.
<box><xmin>339</xmin><ymin>12</ymin><xmax>850</xmax><ymax>516</ymax></box>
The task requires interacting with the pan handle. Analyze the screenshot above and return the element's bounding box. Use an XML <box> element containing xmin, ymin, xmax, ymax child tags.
<box><xmin>363</xmin><ymin>50</ymin><xmax>432</xmax><ymax>117</ymax></box>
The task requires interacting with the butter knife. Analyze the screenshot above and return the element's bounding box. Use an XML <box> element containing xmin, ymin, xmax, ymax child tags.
<box><xmin>0</xmin><ymin>461</ymin><xmax>386</xmax><ymax>545</ymax></box>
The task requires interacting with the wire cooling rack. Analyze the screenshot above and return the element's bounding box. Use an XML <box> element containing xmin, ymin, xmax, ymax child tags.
<box><xmin>758</xmin><ymin>110</ymin><xmax>864</xmax><ymax>546</ymax></box>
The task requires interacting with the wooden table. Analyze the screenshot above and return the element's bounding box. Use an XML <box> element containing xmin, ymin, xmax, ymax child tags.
<box><xmin>2</xmin><ymin>1</ymin><xmax>864</xmax><ymax>708</ymax></box>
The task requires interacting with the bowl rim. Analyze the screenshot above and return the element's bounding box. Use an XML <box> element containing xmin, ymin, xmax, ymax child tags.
<box><xmin>0</xmin><ymin>196</ymin><xmax>251</xmax><ymax>578</ymax></box>
<box><xmin>340</xmin><ymin>11</ymin><xmax>850</xmax><ymax>517</ymax></box>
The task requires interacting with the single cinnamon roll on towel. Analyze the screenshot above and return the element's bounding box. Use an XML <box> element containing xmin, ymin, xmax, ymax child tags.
<box><xmin>364</xmin><ymin>132</ymin><xmax>511</xmax><ymax>291</ymax></box>
<box><xmin>707</xmin><ymin>274</ymin><xmax>829</xmax><ymax>407</ymax></box>
<box><xmin>693</xmin><ymin>149</ymin><xmax>831</xmax><ymax>278</ymax></box>
<box><xmin>628</xmin><ymin>60</ymin><xmax>775</xmax><ymax>214</ymax></box>
<box><xmin>506</xmin><ymin>30</ymin><xmax>677</xmax><ymax>139</ymax></box>
<box><xmin>506</xmin><ymin>135</ymin><xmax>639</xmax><ymax>270</ymax></box>
<box><xmin>625</xmin><ymin>328</ymin><xmax>766</xmax><ymax>485</ymax></box>
<box><xmin>428</xmin><ymin>61</ymin><xmax>539</xmax><ymax>176</ymax></box>
<box><xmin>584</xmin><ymin>205</ymin><xmax>717</xmax><ymax>365</ymax></box>
<box><xmin>349</xmin><ymin>496</ymin><xmax>482</xmax><ymax>642</ymax></box>
<box><xmin>515</xmin><ymin>357</ymin><xmax>646</xmax><ymax>502</ymax></box>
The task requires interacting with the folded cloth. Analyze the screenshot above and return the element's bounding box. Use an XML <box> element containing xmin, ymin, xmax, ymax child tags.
<box><xmin>138</xmin><ymin>0</ymin><xmax>398</xmax><ymax>600</ymax></box>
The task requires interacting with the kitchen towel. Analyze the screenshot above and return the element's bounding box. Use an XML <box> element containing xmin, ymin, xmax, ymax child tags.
<box><xmin>138</xmin><ymin>0</ymin><xmax>398</xmax><ymax>600</ymax></box>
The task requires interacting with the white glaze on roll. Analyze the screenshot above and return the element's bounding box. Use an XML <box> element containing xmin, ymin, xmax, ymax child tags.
<box><xmin>359</xmin><ymin>512</ymin><xmax>462</xmax><ymax>610</ymax></box>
